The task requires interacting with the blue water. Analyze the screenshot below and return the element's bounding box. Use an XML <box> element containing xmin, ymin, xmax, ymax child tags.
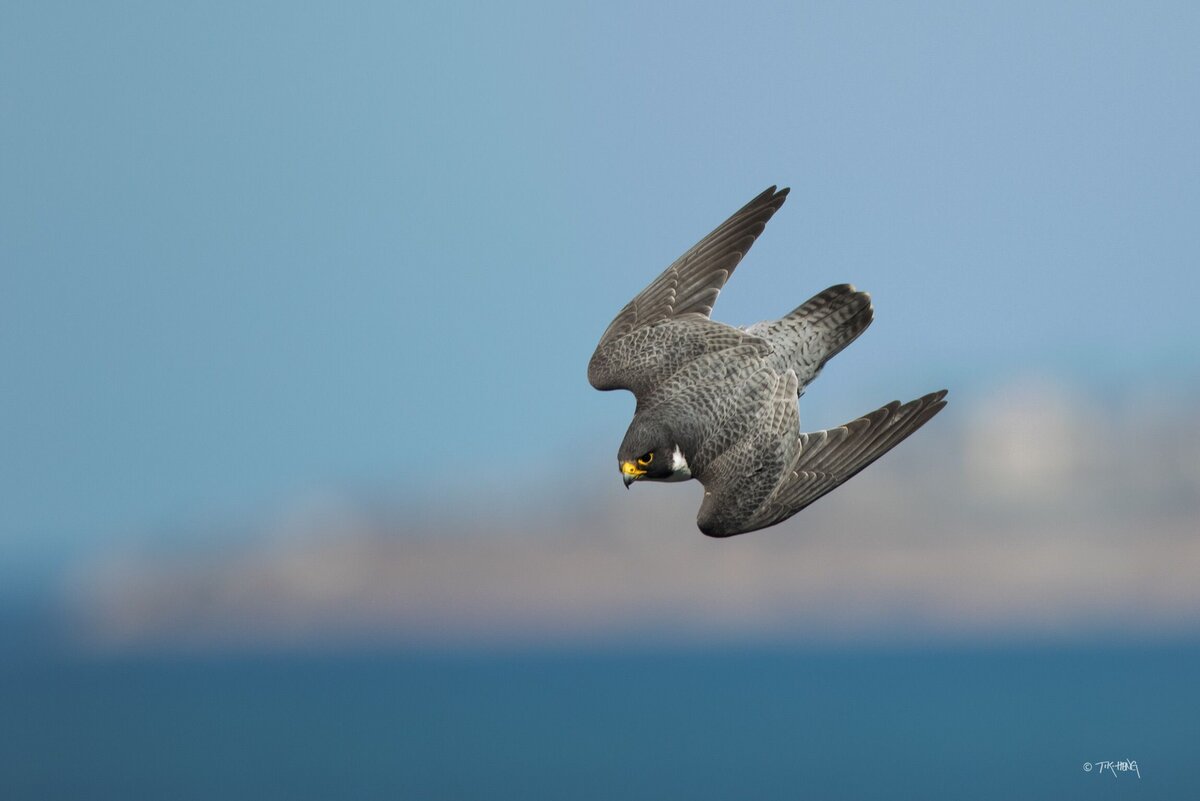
<box><xmin>3</xmin><ymin>643</ymin><xmax>1194</xmax><ymax>800</ymax></box>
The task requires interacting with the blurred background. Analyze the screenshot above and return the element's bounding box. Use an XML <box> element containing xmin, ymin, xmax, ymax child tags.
<box><xmin>2</xmin><ymin>1</ymin><xmax>1198</xmax><ymax>798</ymax></box>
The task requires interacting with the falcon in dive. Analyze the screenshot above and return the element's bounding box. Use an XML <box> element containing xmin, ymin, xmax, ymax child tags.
<box><xmin>588</xmin><ymin>186</ymin><xmax>947</xmax><ymax>537</ymax></box>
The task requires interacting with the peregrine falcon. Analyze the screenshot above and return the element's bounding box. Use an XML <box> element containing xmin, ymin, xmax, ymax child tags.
<box><xmin>588</xmin><ymin>186</ymin><xmax>947</xmax><ymax>537</ymax></box>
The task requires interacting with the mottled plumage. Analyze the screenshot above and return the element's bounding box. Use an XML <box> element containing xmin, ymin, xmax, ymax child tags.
<box><xmin>588</xmin><ymin>186</ymin><xmax>948</xmax><ymax>537</ymax></box>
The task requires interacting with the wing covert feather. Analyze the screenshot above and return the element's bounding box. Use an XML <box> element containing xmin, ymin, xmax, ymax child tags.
<box><xmin>588</xmin><ymin>187</ymin><xmax>789</xmax><ymax>393</ymax></box>
<box><xmin>698</xmin><ymin>389</ymin><xmax>948</xmax><ymax>537</ymax></box>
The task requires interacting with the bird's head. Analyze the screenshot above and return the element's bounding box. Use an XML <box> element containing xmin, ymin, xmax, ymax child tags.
<box><xmin>617</xmin><ymin>420</ymin><xmax>690</xmax><ymax>487</ymax></box>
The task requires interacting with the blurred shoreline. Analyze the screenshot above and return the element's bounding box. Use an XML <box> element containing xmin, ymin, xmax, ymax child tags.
<box><xmin>55</xmin><ymin>378</ymin><xmax>1200</xmax><ymax>654</ymax></box>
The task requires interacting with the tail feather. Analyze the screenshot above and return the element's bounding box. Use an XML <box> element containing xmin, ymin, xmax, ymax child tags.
<box><xmin>750</xmin><ymin>284</ymin><xmax>874</xmax><ymax>389</ymax></box>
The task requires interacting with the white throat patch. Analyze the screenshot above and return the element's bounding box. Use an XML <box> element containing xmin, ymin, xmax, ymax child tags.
<box><xmin>664</xmin><ymin>445</ymin><xmax>692</xmax><ymax>482</ymax></box>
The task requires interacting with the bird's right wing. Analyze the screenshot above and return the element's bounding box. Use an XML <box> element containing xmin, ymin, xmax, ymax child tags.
<box><xmin>588</xmin><ymin>187</ymin><xmax>788</xmax><ymax>395</ymax></box>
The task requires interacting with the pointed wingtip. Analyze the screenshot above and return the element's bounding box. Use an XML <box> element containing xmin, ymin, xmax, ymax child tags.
<box><xmin>757</xmin><ymin>185</ymin><xmax>789</xmax><ymax>206</ymax></box>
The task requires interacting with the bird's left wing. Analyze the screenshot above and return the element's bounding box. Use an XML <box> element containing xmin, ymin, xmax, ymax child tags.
<box><xmin>751</xmin><ymin>390</ymin><xmax>950</xmax><ymax>536</ymax></box>
<box><xmin>694</xmin><ymin>369</ymin><xmax>803</xmax><ymax>536</ymax></box>
<box><xmin>698</xmin><ymin>389</ymin><xmax>948</xmax><ymax>537</ymax></box>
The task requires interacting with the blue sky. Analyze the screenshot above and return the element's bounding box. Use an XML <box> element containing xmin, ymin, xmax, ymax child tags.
<box><xmin>3</xmin><ymin>1</ymin><xmax>1199</xmax><ymax>571</ymax></box>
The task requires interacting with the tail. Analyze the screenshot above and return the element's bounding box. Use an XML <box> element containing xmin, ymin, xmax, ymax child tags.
<box><xmin>751</xmin><ymin>284</ymin><xmax>874</xmax><ymax>388</ymax></box>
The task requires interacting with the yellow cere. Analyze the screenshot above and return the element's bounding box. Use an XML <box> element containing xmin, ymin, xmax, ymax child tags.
<box><xmin>621</xmin><ymin>461</ymin><xmax>647</xmax><ymax>477</ymax></box>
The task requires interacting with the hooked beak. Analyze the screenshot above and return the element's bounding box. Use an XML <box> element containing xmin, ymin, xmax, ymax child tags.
<box><xmin>620</xmin><ymin>461</ymin><xmax>646</xmax><ymax>489</ymax></box>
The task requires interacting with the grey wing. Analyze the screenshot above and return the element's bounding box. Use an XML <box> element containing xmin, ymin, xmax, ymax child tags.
<box><xmin>698</xmin><ymin>389</ymin><xmax>949</xmax><ymax>537</ymax></box>
<box><xmin>588</xmin><ymin>186</ymin><xmax>789</xmax><ymax>394</ymax></box>
<box><xmin>695</xmin><ymin>370</ymin><xmax>803</xmax><ymax>537</ymax></box>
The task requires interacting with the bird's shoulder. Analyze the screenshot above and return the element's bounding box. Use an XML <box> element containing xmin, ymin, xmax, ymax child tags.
<box><xmin>587</xmin><ymin>317</ymin><xmax>768</xmax><ymax>398</ymax></box>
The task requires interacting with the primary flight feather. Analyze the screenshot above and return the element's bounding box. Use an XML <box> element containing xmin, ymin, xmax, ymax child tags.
<box><xmin>588</xmin><ymin>186</ymin><xmax>947</xmax><ymax>537</ymax></box>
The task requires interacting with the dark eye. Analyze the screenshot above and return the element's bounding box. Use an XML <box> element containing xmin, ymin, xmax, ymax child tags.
<box><xmin>637</xmin><ymin>452</ymin><xmax>654</xmax><ymax>466</ymax></box>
